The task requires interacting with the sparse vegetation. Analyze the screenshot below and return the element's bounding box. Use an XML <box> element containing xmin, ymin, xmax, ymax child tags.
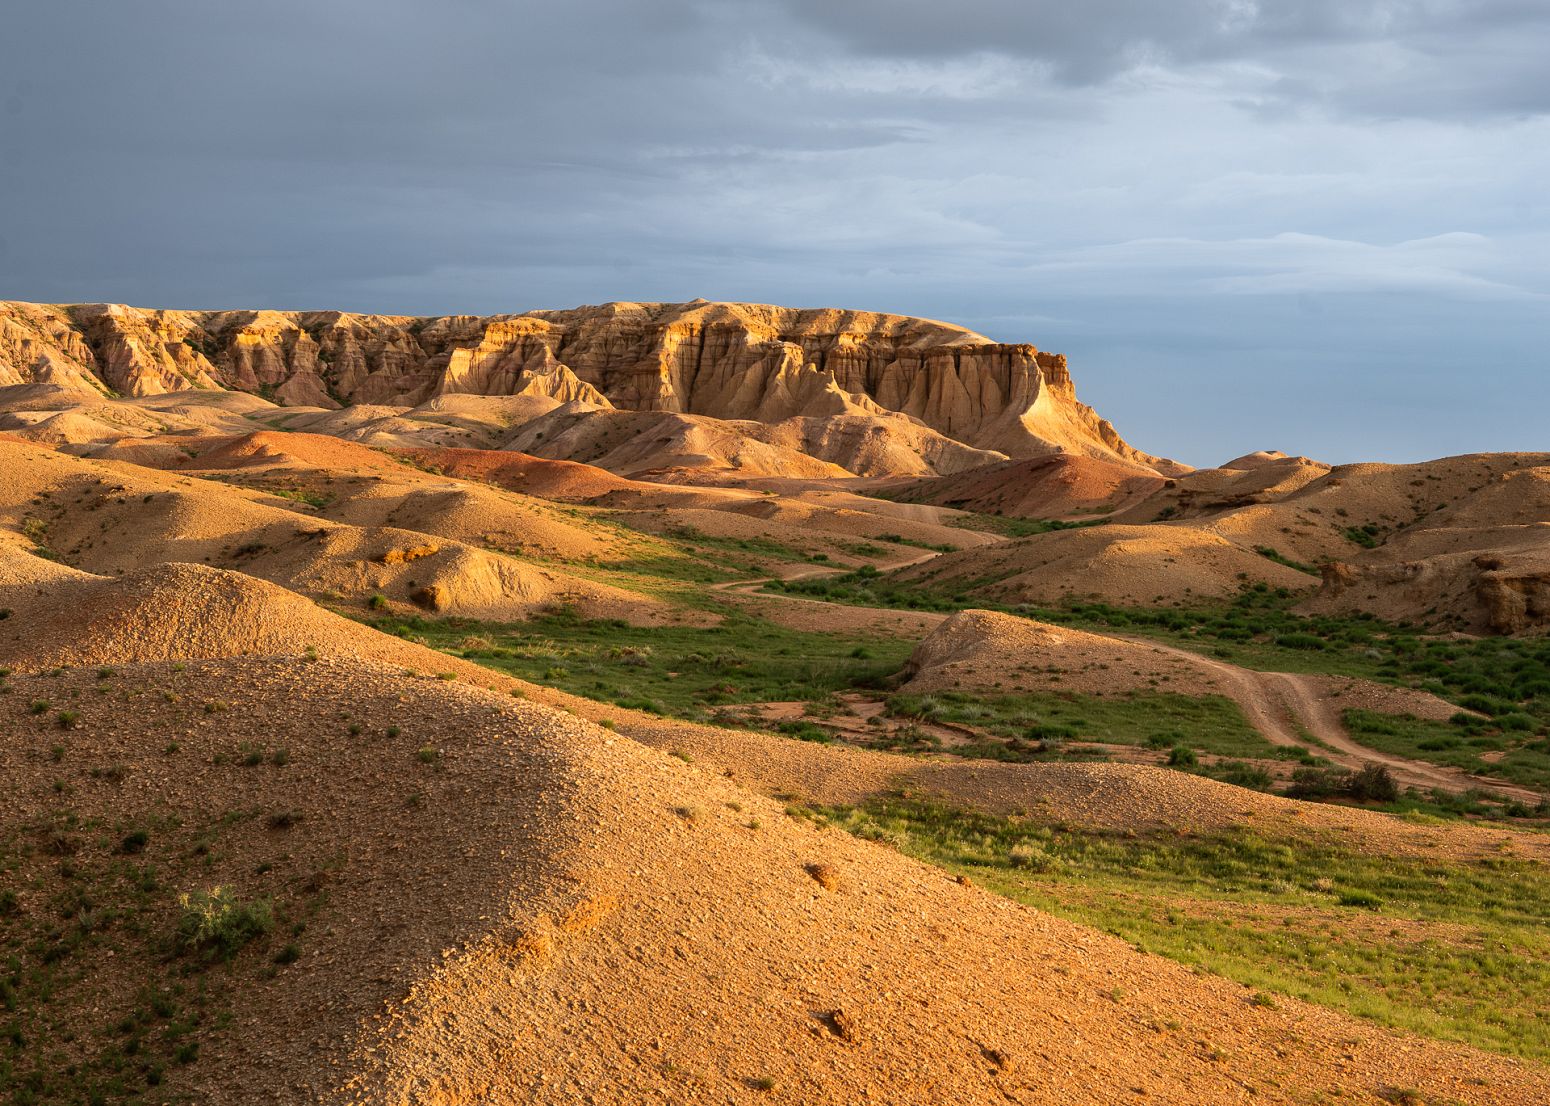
<box><xmin>882</xmin><ymin>689</ymin><xmax>1275</xmax><ymax>759</ymax></box>
<box><xmin>1252</xmin><ymin>545</ymin><xmax>1320</xmax><ymax>576</ymax></box>
<box><xmin>1341</xmin><ymin>709</ymin><xmax>1550</xmax><ymax>792</ymax></box>
<box><xmin>177</xmin><ymin>887</ymin><xmax>274</xmax><ymax>960</ymax></box>
<box><xmin>771</xmin><ymin>579</ymin><xmax>1550</xmax><ymax>738</ymax></box>
<box><xmin>947</xmin><ymin>514</ymin><xmax>1106</xmax><ymax>539</ymax></box>
<box><xmin>367</xmin><ymin>609</ymin><xmax>913</xmax><ymax>723</ymax></box>
<box><xmin>801</xmin><ymin>794</ymin><xmax>1550</xmax><ymax>1061</ymax></box>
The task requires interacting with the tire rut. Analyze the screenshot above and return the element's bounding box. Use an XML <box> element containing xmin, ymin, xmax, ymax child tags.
<box><xmin>1127</xmin><ymin>637</ymin><xmax>1540</xmax><ymax>802</ymax></box>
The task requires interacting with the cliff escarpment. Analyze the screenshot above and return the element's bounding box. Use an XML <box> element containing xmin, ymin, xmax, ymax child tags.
<box><xmin>0</xmin><ymin>299</ymin><xmax>1177</xmax><ymax>473</ymax></box>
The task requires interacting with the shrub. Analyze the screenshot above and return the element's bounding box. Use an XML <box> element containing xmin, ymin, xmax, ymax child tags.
<box><xmin>177</xmin><ymin>887</ymin><xmax>273</xmax><ymax>960</ymax></box>
<box><xmin>776</xmin><ymin>720</ymin><xmax>833</xmax><ymax>744</ymax></box>
<box><xmin>1286</xmin><ymin>763</ymin><xmax>1397</xmax><ymax>804</ymax></box>
<box><xmin>1286</xmin><ymin>766</ymin><xmax>1345</xmax><ymax>799</ymax></box>
<box><xmin>1166</xmin><ymin>745</ymin><xmax>1198</xmax><ymax>767</ymax></box>
<box><xmin>1346</xmin><ymin>763</ymin><xmax>1399</xmax><ymax>802</ymax></box>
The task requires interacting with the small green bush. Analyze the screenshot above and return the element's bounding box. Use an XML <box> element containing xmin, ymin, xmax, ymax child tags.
<box><xmin>177</xmin><ymin>887</ymin><xmax>273</xmax><ymax>960</ymax></box>
<box><xmin>1346</xmin><ymin>763</ymin><xmax>1399</xmax><ymax>802</ymax></box>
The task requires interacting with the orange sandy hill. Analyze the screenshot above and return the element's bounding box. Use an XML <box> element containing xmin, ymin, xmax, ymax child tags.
<box><xmin>377</xmin><ymin>445</ymin><xmax>997</xmax><ymax>559</ymax></box>
<box><xmin>897</xmin><ymin>451</ymin><xmax>1550</xmax><ymax>632</ymax></box>
<box><xmin>6</xmin><ymin>658</ymin><xmax>1543</xmax><ymax>1105</ymax></box>
<box><xmin>0</xmin><ymin>381</ymin><xmax>276</xmax><ymax>448</ymax></box>
<box><xmin>900</xmin><ymin>608</ymin><xmax>1465</xmax><ymax>722</ymax></box>
<box><xmin>130</xmin><ymin>430</ymin><xmax>633</xmax><ymax>564</ymax></box>
<box><xmin>1</xmin><ymin>553</ymin><xmax>1547</xmax><ymax>1103</ymax></box>
<box><xmin>0</xmin><ymin>555</ymin><xmax>421</xmax><ymax>671</ymax></box>
<box><xmin>0</xmin><ymin>544</ymin><xmax>1530</xmax><ymax>854</ymax></box>
<box><xmin>392</xmin><ymin>444</ymin><xmax>647</xmax><ymax>500</ymax></box>
<box><xmin>874</xmin><ymin>452</ymin><xmax>1171</xmax><ymax>520</ymax></box>
<box><xmin>92</xmin><ymin>427</ymin><xmax>997</xmax><ymax>566</ymax></box>
<box><xmin>899</xmin><ymin>521</ymin><xmax>1317</xmax><ymax>607</ymax></box>
<box><xmin>901</xmin><ymin>608</ymin><xmax>1228</xmax><ymax>697</ymax></box>
<box><xmin>0</xmin><ymin>436</ymin><xmax>675</xmax><ymax>625</ymax></box>
<box><xmin>168</xmin><ymin>429</ymin><xmax>406</xmax><ymax>474</ymax></box>
<box><xmin>6</xmin><ymin>300</ymin><xmax>1549</xmax><ymax>631</ymax></box>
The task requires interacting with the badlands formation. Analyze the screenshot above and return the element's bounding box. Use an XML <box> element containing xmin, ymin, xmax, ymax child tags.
<box><xmin>1</xmin><ymin>299</ymin><xmax>1549</xmax><ymax>1104</ymax></box>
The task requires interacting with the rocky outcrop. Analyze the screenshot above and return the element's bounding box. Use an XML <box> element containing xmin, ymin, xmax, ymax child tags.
<box><xmin>1311</xmin><ymin>540</ymin><xmax>1550</xmax><ymax>635</ymax></box>
<box><xmin>0</xmin><ymin>299</ymin><xmax>1177</xmax><ymax>473</ymax></box>
<box><xmin>1475</xmin><ymin>555</ymin><xmax>1550</xmax><ymax>634</ymax></box>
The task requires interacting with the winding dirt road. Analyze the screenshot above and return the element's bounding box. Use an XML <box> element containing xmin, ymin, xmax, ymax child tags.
<box><xmin>1120</xmin><ymin>636</ymin><xmax>1542</xmax><ymax>802</ymax></box>
<box><xmin>715</xmin><ymin>547</ymin><xmax>1542</xmax><ymax>803</ymax></box>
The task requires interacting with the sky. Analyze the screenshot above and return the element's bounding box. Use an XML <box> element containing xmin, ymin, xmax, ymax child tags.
<box><xmin>1</xmin><ymin>1</ymin><xmax>1546</xmax><ymax>467</ymax></box>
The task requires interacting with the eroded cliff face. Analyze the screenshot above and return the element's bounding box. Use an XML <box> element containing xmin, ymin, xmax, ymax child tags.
<box><xmin>0</xmin><ymin>299</ymin><xmax>1175</xmax><ymax>472</ymax></box>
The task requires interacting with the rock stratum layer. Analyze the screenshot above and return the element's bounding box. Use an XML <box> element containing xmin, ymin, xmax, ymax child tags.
<box><xmin>0</xmin><ymin>299</ymin><xmax>1177</xmax><ymax>474</ymax></box>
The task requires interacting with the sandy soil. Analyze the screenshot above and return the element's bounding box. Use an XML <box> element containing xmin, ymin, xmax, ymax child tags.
<box><xmin>1</xmin><ymin>367</ymin><xmax>1549</xmax><ymax>1102</ymax></box>
<box><xmin>6</xmin><ymin>657</ymin><xmax>1546</xmax><ymax>1105</ymax></box>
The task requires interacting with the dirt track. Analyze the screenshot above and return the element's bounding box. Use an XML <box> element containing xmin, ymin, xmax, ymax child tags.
<box><xmin>720</xmin><ymin>548</ymin><xmax>1543</xmax><ymax>803</ymax></box>
<box><xmin>1119</xmin><ymin>636</ymin><xmax>1542</xmax><ymax>801</ymax></box>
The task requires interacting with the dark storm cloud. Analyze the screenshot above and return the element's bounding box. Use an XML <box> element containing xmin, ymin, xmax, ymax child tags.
<box><xmin>774</xmin><ymin>0</ymin><xmax>1550</xmax><ymax>118</ymax></box>
<box><xmin>0</xmin><ymin>0</ymin><xmax>1546</xmax><ymax>464</ymax></box>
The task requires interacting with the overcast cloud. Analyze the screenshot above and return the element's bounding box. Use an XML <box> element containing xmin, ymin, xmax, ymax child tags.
<box><xmin>1</xmin><ymin>0</ymin><xmax>1545</xmax><ymax>465</ymax></box>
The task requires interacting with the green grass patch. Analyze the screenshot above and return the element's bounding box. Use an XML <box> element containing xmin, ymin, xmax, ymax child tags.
<box><xmin>803</xmin><ymin>795</ymin><xmax>1550</xmax><ymax>1061</ymax></box>
<box><xmin>948</xmin><ymin>514</ymin><xmax>1107</xmax><ymax>539</ymax></box>
<box><xmin>590</xmin><ymin>553</ymin><xmax>748</xmax><ymax>585</ymax></box>
<box><xmin>883</xmin><ymin>689</ymin><xmax>1278</xmax><ymax>759</ymax></box>
<box><xmin>658</xmin><ymin>524</ymin><xmax>811</xmax><ymax>563</ymax></box>
<box><xmin>370</xmin><ymin>608</ymin><xmax>914</xmax><ymax>722</ymax></box>
<box><xmin>1253</xmin><ymin>545</ymin><xmax>1321</xmax><ymax>577</ymax></box>
<box><xmin>769</xmin><ymin>578</ymin><xmax>1550</xmax><ymax>741</ymax></box>
<box><xmin>1343</xmin><ymin>709</ymin><xmax>1550</xmax><ymax>794</ymax></box>
<box><xmin>874</xmin><ymin>533</ymin><xmax>955</xmax><ymax>553</ymax></box>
